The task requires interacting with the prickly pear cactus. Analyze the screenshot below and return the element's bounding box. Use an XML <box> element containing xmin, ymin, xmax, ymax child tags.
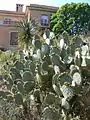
<box><xmin>42</xmin><ymin>107</ymin><xmax>59</xmax><ymax>120</ymax></box>
<box><xmin>41</xmin><ymin>43</ymin><xmax>50</xmax><ymax>55</ymax></box>
<box><xmin>0</xmin><ymin>30</ymin><xmax>90</xmax><ymax>120</ymax></box>
<box><xmin>22</xmin><ymin>71</ymin><xmax>35</xmax><ymax>81</ymax></box>
<box><xmin>14</xmin><ymin>61</ymin><xmax>24</xmax><ymax>70</ymax></box>
<box><xmin>15</xmin><ymin>92</ymin><xmax>23</xmax><ymax>105</ymax></box>
<box><xmin>34</xmin><ymin>40</ymin><xmax>41</xmax><ymax>49</ymax></box>
<box><xmin>60</xmin><ymin>85</ymin><xmax>74</xmax><ymax>101</ymax></box>
<box><xmin>24</xmin><ymin>81</ymin><xmax>35</xmax><ymax>93</ymax></box>
<box><xmin>41</xmin><ymin>61</ymin><xmax>48</xmax><ymax>71</ymax></box>
<box><xmin>45</xmin><ymin>93</ymin><xmax>55</xmax><ymax>105</ymax></box>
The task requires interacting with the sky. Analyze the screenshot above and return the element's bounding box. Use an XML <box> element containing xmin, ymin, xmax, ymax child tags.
<box><xmin>0</xmin><ymin>0</ymin><xmax>90</xmax><ymax>12</ymax></box>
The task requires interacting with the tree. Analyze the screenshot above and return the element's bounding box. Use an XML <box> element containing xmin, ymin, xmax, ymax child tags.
<box><xmin>50</xmin><ymin>3</ymin><xmax>90</xmax><ymax>36</ymax></box>
<box><xmin>18</xmin><ymin>19</ymin><xmax>37</xmax><ymax>50</ymax></box>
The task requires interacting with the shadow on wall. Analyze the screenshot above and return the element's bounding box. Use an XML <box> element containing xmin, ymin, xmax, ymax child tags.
<box><xmin>0</xmin><ymin>47</ymin><xmax>7</xmax><ymax>51</ymax></box>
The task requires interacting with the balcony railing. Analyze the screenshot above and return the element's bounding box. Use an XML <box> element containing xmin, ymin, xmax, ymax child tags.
<box><xmin>0</xmin><ymin>20</ymin><xmax>19</xmax><ymax>27</ymax></box>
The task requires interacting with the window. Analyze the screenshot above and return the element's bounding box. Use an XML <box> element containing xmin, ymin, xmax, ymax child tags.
<box><xmin>10</xmin><ymin>31</ymin><xmax>18</xmax><ymax>45</ymax></box>
<box><xmin>40</xmin><ymin>15</ymin><xmax>49</xmax><ymax>26</ymax></box>
<box><xmin>3</xmin><ymin>17</ymin><xmax>12</xmax><ymax>25</ymax></box>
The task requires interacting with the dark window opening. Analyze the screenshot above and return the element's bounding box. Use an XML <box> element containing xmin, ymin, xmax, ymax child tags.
<box><xmin>40</xmin><ymin>15</ymin><xmax>49</xmax><ymax>26</ymax></box>
<box><xmin>10</xmin><ymin>32</ymin><xmax>18</xmax><ymax>45</ymax></box>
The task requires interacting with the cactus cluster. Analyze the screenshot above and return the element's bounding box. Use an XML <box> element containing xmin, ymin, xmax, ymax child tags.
<box><xmin>0</xmin><ymin>29</ymin><xmax>90</xmax><ymax>120</ymax></box>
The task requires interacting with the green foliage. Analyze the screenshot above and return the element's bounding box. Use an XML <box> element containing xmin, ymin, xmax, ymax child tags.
<box><xmin>51</xmin><ymin>3</ymin><xmax>90</xmax><ymax>36</ymax></box>
<box><xmin>18</xmin><ymin>19</ymin><xmax>37</xmax><ymax>50</ymax></box>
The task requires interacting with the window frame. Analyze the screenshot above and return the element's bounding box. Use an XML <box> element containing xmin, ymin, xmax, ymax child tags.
<box><xmin>9</xmin><ymin>31</ymin><xmax>18</xmax><ymax>46</ymax></box>
<box><xmin>40</xmin><ymin>14</ymin><xmax>49</xmax><ymax>27</ymax></box>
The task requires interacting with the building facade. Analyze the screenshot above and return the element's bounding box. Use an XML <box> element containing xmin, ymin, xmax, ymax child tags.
<box><xmin>0</xmin><ymin>4</ymin><xmax>24</xmax><ymax>50</ymax></box>
<box><xmin>25</xmin><ymin>4</ymin><xmax>58</xmax><ymax>28</ymax></box>
<box><xmin>0</xmin><ymin>4</ymin><xmax>58</xmax><ymax>50</ymax></box>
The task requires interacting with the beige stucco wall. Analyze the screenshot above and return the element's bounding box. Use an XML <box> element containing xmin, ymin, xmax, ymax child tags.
<box><xmin>30</xmin><ymin>9</ymin><xmax>51</xmax><ymax>24</ymax></box>
<box><xmin>0</xmin><ymin>11</ymin><xmax>24</xmax><ymax>22</ymax></box>
<box><xmin>26</xmin><ymin>5</ymin><xmax>58</xmax><ymax>27</ymax></box>
<box><xmin>0</xmin><ymin>11</ymin><xmax>24</xmax><ymax>50</ymax></box>
<box><xmin>0</xmin><ymin>26</ymin><xmax>19</xmax><ymax>50</ymax></box>
<box><xmin>29</xmin><ymin>9</ymin><xmax>54</xmax><ymax>28</ymax></box>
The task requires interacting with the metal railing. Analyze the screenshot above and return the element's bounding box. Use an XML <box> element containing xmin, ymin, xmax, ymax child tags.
<box><xmin>0</xmin><ymin>21</ymin><xmax>19</xmax><ymax>27</ymax></box>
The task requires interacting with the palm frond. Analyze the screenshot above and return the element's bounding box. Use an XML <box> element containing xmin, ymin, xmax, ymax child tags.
<box><xmin>17</xmin><ymin>18</ymin><xmax>37</xmax><ymax>50</ymax></box>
